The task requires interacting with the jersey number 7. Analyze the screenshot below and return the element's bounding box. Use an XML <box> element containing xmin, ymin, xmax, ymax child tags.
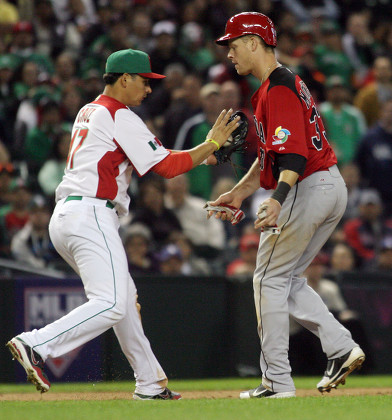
<box><xmin>67</xmin><ymin>128</ymin><xmax>89</xmax><ymax>170</ymax></box>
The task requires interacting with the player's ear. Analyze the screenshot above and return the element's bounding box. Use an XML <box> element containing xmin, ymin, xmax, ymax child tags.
<box><xmin>120</xmin><ymin>73</ymin><xmax>128</xmax><ymax>88</ymax></box>
<box><xmin>250</xmin><ymin>36</ymin><xmax>260</xmax><ymax>52</ymax></box>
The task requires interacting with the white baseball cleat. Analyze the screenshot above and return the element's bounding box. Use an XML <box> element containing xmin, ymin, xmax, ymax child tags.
<box><xmin>240</xmin><ymin>384</ymin><xmax>295</xmax><ymax>399</ymax></box>
<box><xmin>317</xmin><ymin>346</ymin><xmax>365</xmax><ymax>393</ymax></box>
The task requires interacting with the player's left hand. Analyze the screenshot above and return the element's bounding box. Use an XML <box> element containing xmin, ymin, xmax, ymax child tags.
<box><xmin>206</xmin><ymin>109</ymin><xmax>240</xmax><ymax>149</ymax></box>
<box><xmin>254</xmin><ymin>198</ymin><xmax>281</xmax><ymax>230</ymax></box>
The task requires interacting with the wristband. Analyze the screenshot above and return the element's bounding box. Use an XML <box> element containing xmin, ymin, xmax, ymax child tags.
<box><xmin>205</xmin><ymin>138</ymin><xmax>220</xmax><ymax>150</ymax></box>
<box><xmin>271</xmin><ymin>181</ymin><xmax>291</xmax><ymax>206</ymax></box>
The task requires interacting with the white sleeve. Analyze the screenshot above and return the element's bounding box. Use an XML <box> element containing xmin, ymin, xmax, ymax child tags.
<box><xmin>114</xmin><ymin>109</ymin><xmax>169</xmax><ymax>175</ymax></box>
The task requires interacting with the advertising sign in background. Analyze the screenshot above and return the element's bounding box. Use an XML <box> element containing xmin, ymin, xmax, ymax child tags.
<box><xmin>13</xmin><ymin>278</ymin><xmax>103</xmax><ymax>383</ymax></box>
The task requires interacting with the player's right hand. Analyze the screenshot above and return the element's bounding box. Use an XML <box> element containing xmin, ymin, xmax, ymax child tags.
<box><xmin>207</xmin><ymin>191</ymin><xmax>243</xmax><ymax>222</ymax></box>
<box><xmin>254</xmin><ymin>198</ymin><xmax>281</xmax><ymax>229</ymax></box>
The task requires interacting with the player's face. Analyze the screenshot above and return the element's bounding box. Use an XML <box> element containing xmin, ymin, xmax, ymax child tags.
<box><xmin>227</xmin><ymin>38</ymin><xmax>253</xmax><ymax>76</ymax></box>
<box><xmin>124</xmin><ymin>74</ymin><xmax>152</xmax><ymax>106</ymax></box>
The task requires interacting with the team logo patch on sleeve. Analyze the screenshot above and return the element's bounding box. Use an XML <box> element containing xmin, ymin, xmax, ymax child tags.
<box><xmin>272</xmin><ymin>126</ymin><xmax>291</xmax><ymax>145</ymax></box>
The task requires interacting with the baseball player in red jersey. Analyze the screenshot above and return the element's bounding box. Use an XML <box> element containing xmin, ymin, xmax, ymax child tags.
<box><xmin>210</xmin><ymin>12</ymin><xmax>365</xmax><ymax>398</ymax></box>
<box><xmin>6</xmin><ymin>49</ymin><xmax>239</xmax><ymax>399</ymax></box>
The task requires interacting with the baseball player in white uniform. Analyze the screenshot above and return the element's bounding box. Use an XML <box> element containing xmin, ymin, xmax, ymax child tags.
<box><xmin>6</xmin><ymin>48</ymin><xmax>239</xmax><ymax>399</ymax></box>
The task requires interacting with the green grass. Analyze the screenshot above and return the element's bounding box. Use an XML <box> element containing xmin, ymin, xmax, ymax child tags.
<box><xmin>1</xmin><ymin>376</ymin><xmax>391</xmax><ymax>420</ymax></box>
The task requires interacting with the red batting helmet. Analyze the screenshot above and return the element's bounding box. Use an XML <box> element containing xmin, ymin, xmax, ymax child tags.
<box><xmin>216</xmin><ymin>12</ymin><xmax>277</xmax><ymax>47</ymax></box>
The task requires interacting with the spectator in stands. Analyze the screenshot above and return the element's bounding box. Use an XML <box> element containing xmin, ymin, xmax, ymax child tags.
<box><xmin>79</xmin><ymin>68</ymin><xmax>103</xmax><ymax>103</ymax></box>
<box><xmin>51</xmin><ymin>52</ymin><xmax>79</xmax><ymax>93</ymax></box>
<box><xmin>143</xmin><ymin>63</ymin><xmax>186</xmax><ymax>136</ymax></box>
<box><xmin>149</xmin><ymin>20</ymin><xmax>188</xmax><ymax>76</ymax></box>
<box><xmin>156</xmin><ymin>243</ymin><xmax>184</xmax><ymax>276</ymax></box>
<box><xmin>340</xmin><ymin>162</ymin><xmax>362</xmax><ymax>221</ymax></box>
<box><xmin>226</xmin><ymin>232</ymin><xmax>259</xmax><ymax>277</ymax></box>
<box><xmin>343</xmin><ymin>189</ymin><xmax>392</xmax><ymax>266</ymax></box>
<box><xmin>174</xmin><ymin>82</ymin><xmax>223</xmax><ymax>200</ymax></box>
<box><xmin>23</xmin><ymin>99</ymin><xmax>62</xmax><ymax>180</ymax></box>
<box><xmin>328</xmin><ymin>242</ymin><xmax>358</xmax><ymax>278</ymax></box>
<box><xmin>353</xmin><ymin>56</ymin><xmax>392</xmax><ymax>127</ymax></box>
<box><xmin>123</xmin><ymin>223</ymin><xmax>159</xmax><ymax>276</ymax></box>
<box><xmin>13</xmin><ymin>77</ymin><xmax>62</xmax><ymax>159</ymax></box>
<box><xmin>369</xmin><ymin>236</ymin><xmax>392</xmax><ymax>272</ymax></box>
<box><xmin>10</xmin><ymin>195</ymin><xmax>62</xmax><ymax>269</ymax></box>
<box><xmin>320</xmin><ymin>75</ymin><xmax>366</xmax><ymax>166</ymax></box>
<box><xmin>314</xmin><ymin>20</ymin><xmax>354</xmax><ymax>87</ymax></box>
<box><xmin>164</xmin><ymin>173</ymin><xmax>225</xmax><ymax>259</ymax></box>
<box><xmin>32</xmin><ymin>0</ymin><xmax>65</xmax><ymax>59</ymax></box>
<box><xmin>342</xmin><ymin>12</ymin><xmax>380</xmax><ymax>86</ymax></box>
<box><xmin>295</xmin><ymin>45</ymin><xmax>326</xmax><ymax>104</ymax></box>
<box><xmin>60</xmin><ymin>84</ymin><xmax>83</xmax><ymax>123</ymax></box>
<box><xmin>307</xmin><ymin>253</ymin><xmax>357</xmax><ymax>320</ymax></box>
<box><xmin>178</xmin><ymin>22</ymin><xmax>215</xmax><ymax>74</ymax></box>
<box><xmin>128</xmin><ymin>9</ymin><xmax>154</xmax><ymax>54</ymax></box>
<box><xmin>167</xmin><ymin>231</ymin><xmax>210</xmax><ymax>275</ymax></box>
<box><xmin>274</xmin><ymin>30</ymin><xmax>300</xmax><ymax>70</ymax></box>
<box><xmin>13</xmin><ymin>60</ymin><xmax>39</xmax><ymax>103</ymax></box>
<box><xmin>0</xmin><ymin>54</ymin><xmax>19</xmax><ymax>148</ymax></box>
<box><xmin>9</xmin><ymin>21</ymin><xmax>54</xmax><ymax>75</ymax></box>
<box><xmin>81</xmin><ymin>4</ymin><xmax>113</xmax><ymax>54</ymax></box>
<box><xmin>87</xmin><ymin>17</ymin><xmax>132</xmax><ymax>73</ymax></box>
<box><xmin>355</xmin><ymin>99</ymin><xmax>392</xmax><ymax>215</ymax></box>
<box><xmin>37</xmin><ymin>124</ymin><xmax>70</xmax><ymax>198</ymax></box>
<box><xmin>49</xmin><ymin>0</ymin><xmax>96</xmax><ymax>30</ymax></box>
<box><xmin>161</xmin><ymin>73</ymin><xmax>203</xmax><ymax>149</ymax></box>
<box><xmin>130</xmin><ymin>176</ymin><xmax>182</xmax><ymax>248</ymax></box>
<box><xmin>1</xmin><ymin>179</ymin><xmax>32</xmax><ymax>247</ymax></box>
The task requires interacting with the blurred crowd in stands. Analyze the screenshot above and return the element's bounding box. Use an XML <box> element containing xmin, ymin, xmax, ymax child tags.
<box><xmin>0</xmin><ymin>0</ymin><xmax>392</xmax><ymax>284</ymax></box>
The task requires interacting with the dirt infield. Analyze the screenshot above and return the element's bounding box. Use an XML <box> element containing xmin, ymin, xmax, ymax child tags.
<box><xmin>1</xmin><ymin>388</ymin><xmax>392</xmax><ymax>401</ymax></box>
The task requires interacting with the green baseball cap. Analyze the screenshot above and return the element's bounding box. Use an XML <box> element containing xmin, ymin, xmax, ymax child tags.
<box><xmin>105</xmin><ymin>49</ymin><xmax>165</xmax><ymax>79</ymax></box>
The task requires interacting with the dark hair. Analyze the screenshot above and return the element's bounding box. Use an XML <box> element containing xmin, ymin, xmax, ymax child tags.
<box><xmin>103</xmin><ymin>72</ymin><xmax>123</xmax><ymax>85</ymax></box>
<box><xmin>103</xmin><ymin>72</ymin><xmax>138</xmax><ymax>85</ymax></box>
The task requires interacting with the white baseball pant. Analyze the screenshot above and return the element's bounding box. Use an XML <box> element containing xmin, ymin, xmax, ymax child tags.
<box><xmin>18</xmin><ymin>197</ymin><xmax>166</xmax><ymax>395</ymax></box>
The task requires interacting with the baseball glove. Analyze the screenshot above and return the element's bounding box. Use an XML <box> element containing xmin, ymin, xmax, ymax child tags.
<box><xmin>214</xmin><ymin>110</ymin><xmax>248</xmax><ymax>165</ymax></box>
<box><xmin>204</xmin><ymin>201</ymin><xmax>245</xmax><ymax>225</ymax></box>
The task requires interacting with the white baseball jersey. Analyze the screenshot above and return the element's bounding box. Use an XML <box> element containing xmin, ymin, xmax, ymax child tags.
<box><xmin>56</xmin><ymin>94</ymin><xmax>169</xmax><ymax>216</ymax></box>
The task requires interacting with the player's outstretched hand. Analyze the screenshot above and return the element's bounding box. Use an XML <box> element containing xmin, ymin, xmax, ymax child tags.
<box><xmin>206</xmin><ymin>109</ymin><xmax>240</xmax><ymax>149</ymax></box>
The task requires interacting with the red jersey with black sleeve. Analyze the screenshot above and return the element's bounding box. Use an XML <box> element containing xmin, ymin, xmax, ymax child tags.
<box><xmin>251</xmin><ymin>66</ymin><xmax>337</xmax><ymax>190</ymax></box>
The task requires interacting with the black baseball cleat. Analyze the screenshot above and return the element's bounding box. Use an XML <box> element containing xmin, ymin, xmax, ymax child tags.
<box><xmin>133</xmin><ymin>387</ymin><xmax>182</xmax><ymax>400</ymax></box>
<box><xmin>317</xmin><ymin>346</ymin><xmax>365</xmax><ymax>393</ymax></box>
<box><xmin>6</xmin><ymin>337</ymin><xmax>50</xmax><ymax>393</ymax></box>
<box><xmin>240</xmin><ymin>384</ymin><xmax>295</xmax><ymax>399</ymax></box>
